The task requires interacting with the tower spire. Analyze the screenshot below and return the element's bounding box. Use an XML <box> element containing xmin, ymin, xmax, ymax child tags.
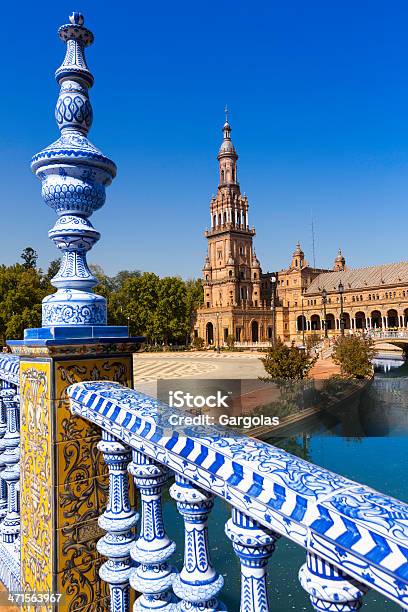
<box><xmin>31</xmin><ymin>12</ymin><xmax>116</xmax><ymax>330</ymax></box>
<box><xmin>218</xmin><ymin>108</ymin><xmax>238</xmax><ymax>186</ymax></box>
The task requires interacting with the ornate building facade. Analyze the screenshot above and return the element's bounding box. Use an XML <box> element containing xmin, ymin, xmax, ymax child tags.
<box><xmin>195</xmin><ymin>115</ymin><xmax>274</xmax><ymax>344</ymax></box>
<box><xmin>196</xmin><ymin>116</ymin><xmax>408</xmax><ymax>346</ymax></box>
<box><xmin>286</xmin><ymin>258</ymin><xmax>408</xmax><ymax>343</ymax></box>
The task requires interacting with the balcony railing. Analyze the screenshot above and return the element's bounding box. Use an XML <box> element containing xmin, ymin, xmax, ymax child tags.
<box><xmin>68</xmin><ymin>381</ymin><xmax>408</xmax><ymax>611</ymax></box>
<box><xmin>368</xmin><ymin>329</ymin><xmax>408</xmax><ymax>340</ymax></box>
<box><xmin>0</xmin><ymin>354</ymin><xmax>21</xmax><ymax>591</ymax></box>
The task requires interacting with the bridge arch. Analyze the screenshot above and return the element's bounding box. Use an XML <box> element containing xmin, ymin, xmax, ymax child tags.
<box><xmin>387</xmin><ymin>309</ymin><xmax>399</xmax><ymax>328</ymax></box>
<box><xmin>371</xmin><ymin>310</ymin><xmax>382</xmax><ymax>328</ymax></box>
<box><xmin>326</xmin><ymin>313</ymin><xmax>335</xmax><ymax>330</ymax></box>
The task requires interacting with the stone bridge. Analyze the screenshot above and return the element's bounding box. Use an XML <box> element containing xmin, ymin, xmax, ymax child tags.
<box><xmin>367</xmin><ymin>329</ymin><xmax>408</xmax><ymax>349</ymax></box>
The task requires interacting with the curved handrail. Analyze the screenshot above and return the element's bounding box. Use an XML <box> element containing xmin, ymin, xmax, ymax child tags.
<box><xmin>68</xmin><ymin>380</ymin><xmax>408</xmax><ymax>608</ymax></box>
<box><xmin>0</xmin><ymin>355</ymin><xmax>19</xmax><ymax>386</ymax></box>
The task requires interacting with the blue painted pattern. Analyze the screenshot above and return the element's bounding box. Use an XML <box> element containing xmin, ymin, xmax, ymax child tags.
<box><xmin>31</xmin><ymin>13</ymin><xmax>116</xmax><ymax>328</ymax></box>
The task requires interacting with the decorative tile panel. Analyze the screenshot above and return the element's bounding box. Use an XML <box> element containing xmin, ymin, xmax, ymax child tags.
<box><xmin>20</xmin><ymin>360</ymin><xmax>53</xmax><ymax>593</ymax></box>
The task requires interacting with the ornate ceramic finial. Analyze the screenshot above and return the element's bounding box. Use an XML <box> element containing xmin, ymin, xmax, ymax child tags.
<box><xmin>31</xmin><ymin>13</ymin><xmax>116</xmax><ymax>330</ymax></box>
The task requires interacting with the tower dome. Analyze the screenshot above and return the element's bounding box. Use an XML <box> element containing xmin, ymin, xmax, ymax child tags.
<box><xmin>203</xmin><ymin>256</ymin><xmax>212</xmax><ymax>271</ymax></box>
<box><xmin>293</xmin><ymin>242</ymin><xmax>304</xmax><ymax>259</ymax></box>
<box><xmin>217</xmin><ymin>107</ymin><xmax>238</xmax><ymax>161</ymax></box>
<box><xmin>291</xmin><ymin>242</ymin><xmax>305</xmax><ymax>269</ymax></box>
<box><xmin>334</xmin><ymin>248</ymin><xmax>346</xmax><ymax>271</ymax></box>
<box><xmin>252</xmin><ymin>252</ymin><xmax>261</xmax><ymax>268</ymax></box>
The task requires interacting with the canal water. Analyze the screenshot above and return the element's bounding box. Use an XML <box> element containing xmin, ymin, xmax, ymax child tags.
<box><xmin>162</xmin><ymin>357</ymin><xmax>408</xmax><ymax>610</ymax></box>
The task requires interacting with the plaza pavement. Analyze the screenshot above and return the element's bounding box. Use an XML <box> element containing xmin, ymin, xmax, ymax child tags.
<box><xmin>133</xmin><ymin>350</ymin><xmax>266</xmax><ymax>395</ymax></box>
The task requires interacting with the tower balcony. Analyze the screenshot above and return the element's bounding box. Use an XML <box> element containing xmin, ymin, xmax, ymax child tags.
<box><xmin>205</xmin><ymin>223</ymin><xmax>255</xmax><ymax>237</ymax></box>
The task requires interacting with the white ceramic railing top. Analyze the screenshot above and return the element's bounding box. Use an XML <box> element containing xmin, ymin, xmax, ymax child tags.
<box><xmin>68</xmin><ymin>381</ymin><xmax>408</xmax><ymax>611</ymax></box>
<box><xmin>0</xmin><ymin>354</ymin><xmax>21</xmax><ymax>591</ymax></box>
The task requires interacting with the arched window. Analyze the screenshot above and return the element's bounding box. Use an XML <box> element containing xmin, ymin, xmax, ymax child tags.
<box><xmin>213</xmin><ymin>215</ymin><xmax>216</xmax><ymax>227</ymax></box>
<box><xmin>254</xmin><ymin>272</ymin><xmax>257</xmax><ymax>279</ymax></box>
<box><xmin>223</xmin><ymin>212</ymin><xmax>227</xmax><ymax>224</ymax></box>
<box><xmin>229</xmin><ymin>270</ymin><xmax>232</xmax><ymax>277</ymax></box>
<box><xmin>221</xmin><ymin>170</ymin><xmax>225</xmax><ymax>182</ymax></box>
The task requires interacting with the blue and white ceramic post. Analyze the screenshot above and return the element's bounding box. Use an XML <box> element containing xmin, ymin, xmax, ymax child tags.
<box><xmin>169</xmin><ymin>475</ymin><xmax>225</xmax><ymax>611</ymax></box>
<box><xmin>31</xmin><ymin>12</ymin><xmax>116</xmax><ymax>330</ymax></box>
<box><xmin>97</xmin><ymin>431</ymin><xmax>138</xmax><ymax>612</ymax></box>
<box><xmin>299</xmin><ymin>552</ymin><xmax>369</xmax><ymax>611</ymax></box>
<box><xmin>0</xmin><ymin>384</ymin><xmax>9</xmax><ymax>521</ymax></box>
<box><xmin>128</xmin><ymin>450</ymin><xmax>178</xmax><ymax>610</ymax></box>
<box><xmin>0</xmin><ymin>390</ymin><xmax>20</xmax><ymax>544</ymax></box>
<box><xmin>225</xmin><ymin>508</ymin><xmax>280</xmax><ymax>612</ymax></box>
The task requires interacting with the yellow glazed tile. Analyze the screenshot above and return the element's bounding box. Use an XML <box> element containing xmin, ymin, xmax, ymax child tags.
<box><xmin>19</xmin><ymin>360</ymin><xmax>54</xmax><ymax>594</ymax></box>
<box><xmin>54</xmin><ymin>355</ymin><xmax>132</xmax><ymax>401</ymax></box>
<box><xmin>75</xmin><ymin>596</ymin><xmax>111</xmax><ymax>612</ymax></box>
<box><xmin>55</xmin><ymin>474</ymin><xmax>109</xmax><ymax>530</ymax></box>
<box><xmin>56</xmin><ymin>516</ymin><xmax>104</xmax><ymax>573</ymax></box>
<box><xmin>56</xmin><ymin>555</ymin><xmax>109</xmax><ymax>611</ymax></box>
<box><xmin>20</xmin><ymin>470</ymin><xmax>53</xmax><ymax>594</ymax></box>
<box><xmin>55</xmin><ymin>398</ymin><xmax>100</xmax><ymax>442</ymax></box>
<box><xmin>55</xmin><ymin>435</ymin><xmax>108</xmax><ymax>485</ymax></box>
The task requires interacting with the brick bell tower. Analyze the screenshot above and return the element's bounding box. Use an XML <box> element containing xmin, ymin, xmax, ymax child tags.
<box><xmin>195</xmin><ymin>110</ymin><xmax>274</xmax><ymax>346</ymax></box>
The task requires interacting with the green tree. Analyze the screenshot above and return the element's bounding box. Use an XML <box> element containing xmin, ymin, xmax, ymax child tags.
<box><xmin>332</xmin><ymin>335</ymin><xmax>375</xmax><ymax>379</ymax></box>
<box><xmin>192</xmin><ymin>336</ymin><xmax>205</xmax><ymax>350</ymax></box>
<box><xmin>21</xmin><ymin>247</ymin><xmax>38</xmax><ymax>270</ymax></box>
<box><xmin>226</xmin><ymin>334</ymin><xmax>235</xmax><ymax>349</ymax></box>
<box><xmin>110</xmin><ymin>272</ymin><xmax>160</xmax><ymax>341</ymax></box>
<box><xmin>184</xmin><ymin>279</ymin><xmax>203</xmax><ymax>344</ymax></box>
<box><xmin>0</xmin><ymin>264</ymin><xmax>51</xmax><ymax>342</ymax></box>
<box><xmin>45</xmin><ymin>258</ymin><xmax>61</xmax><ymax>281</ymax></box>
<box><xmin>260</xmin><ymin>339</ymin><xmax>317</xmax><ymax>380</ymax></box>
<box><xmin>155</xmin><ymin>276</ymin><xmax>188</xmax><ymax>344</ymax></box>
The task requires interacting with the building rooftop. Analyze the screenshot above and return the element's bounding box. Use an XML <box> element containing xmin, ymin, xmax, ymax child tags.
<box><xmin>305</xmin><ymin>261</ymin><xmax>408</xmax><ymax>295</ymax></box>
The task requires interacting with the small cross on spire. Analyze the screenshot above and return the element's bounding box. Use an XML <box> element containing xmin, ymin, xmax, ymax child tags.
<box><xmin>224</xmin><ymin>105</ymin><xmax>229</xmax><ymax>123</ymax></box>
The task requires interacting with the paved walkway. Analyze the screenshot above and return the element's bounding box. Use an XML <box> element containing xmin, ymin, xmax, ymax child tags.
<box><xmin>133</xmin><ymin>351</ymin><xmax>266</xmax><ymax>395</ymax></box>
<box><xmin>310</xmin><ymin>355</ymin><xmax>341</xmax><ymax>379</ymax></box>
<box><xmin>133</xmin><ymin>350</ymin><xmax>340</xmax><ymax>395</ymax></box>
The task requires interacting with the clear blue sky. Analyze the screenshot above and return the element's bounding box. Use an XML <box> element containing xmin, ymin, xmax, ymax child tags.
<box><xmin>3</xmin><ymin>0</ymin><xmax>408</xmax><ymax>278</ymax></box>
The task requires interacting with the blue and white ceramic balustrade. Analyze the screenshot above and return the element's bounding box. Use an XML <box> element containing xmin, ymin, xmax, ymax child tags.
<box><xmin>68</xmin><ymin>381</ymin><xmax>408</xmax><ymax>611</ymax></box>
<box><xmin>0</xmin><ymin>355</ymin><xmax>21</xmax><ymax>591</ymax></box>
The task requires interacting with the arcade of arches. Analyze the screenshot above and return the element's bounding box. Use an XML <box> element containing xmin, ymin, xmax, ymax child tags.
<box><xmin>285</xmin><ymin>259</ymin><xmax>408</xmax><ymax>343</ymax></box>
